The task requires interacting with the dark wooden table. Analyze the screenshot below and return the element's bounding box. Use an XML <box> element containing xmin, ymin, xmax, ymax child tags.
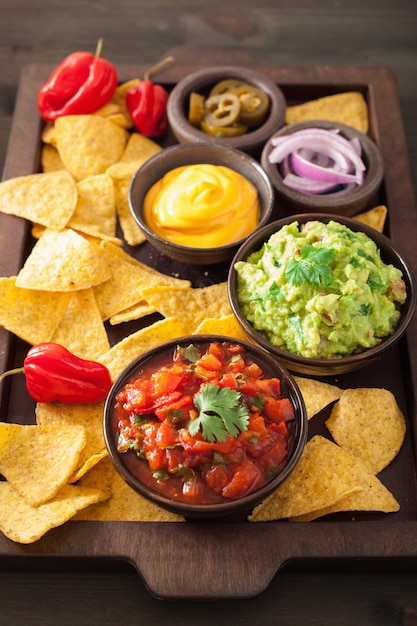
<box><xmin>1</xmin><ymin>1</ymin><xmax>417</xmax><ymax>624</ymax></box>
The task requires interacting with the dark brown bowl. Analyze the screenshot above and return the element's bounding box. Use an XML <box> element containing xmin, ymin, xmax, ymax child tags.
<box><xmin>103</xmin><ymin>335</ymin><xmax>307</xmax><ymax>520</ymax></box>
<box><xmin>228</xmin><ymin>214</ymin><xmax>416</xmax><ymax>376</ymax></box>
<box><xmin>167</xmin><ymin>65</ymin><xmax>286</xmax><ymax>155</ymax></box>
<box><xmin>260</xmin><ymin>120</ymin><xmax>384</xmax><ymax>217</ymax></box>
<box><xmin>128</xmin><ymin>142</ymin><xmax>274</xmax><ymax>265</ymax></box>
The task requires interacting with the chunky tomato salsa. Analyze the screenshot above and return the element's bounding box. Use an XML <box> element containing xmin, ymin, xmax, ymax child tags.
<box><xmin>113</xmin><ymin>341</ymin><xmax>295</xmax><ymax>504</ymax></box>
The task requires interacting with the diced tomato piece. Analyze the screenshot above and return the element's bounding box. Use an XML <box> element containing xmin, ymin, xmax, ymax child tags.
<box><xmin>204</xmin><ymin>464</ymin><xmax>230</xmax><ymax>494</ymax></box>
<box><xmin>222</xmin><ymin>461</ymin><xmax>262</xmax><ymax>499</ymax></box>
<box><xmin>146</xmin><ymin>446</ymin><xmax>166</xmax><ymax>471</ymax></box>
<box><xmin>153</xmin><ymin>369</ymin><xmax>183</xmax><ymax>395</ymax></box>
<box><xmin>154</xmin><ymin>395</ymin><xmax>194</xmax><ymax>423</ymax></box>
<box><xmin>165</xmin><ymin>447</ymin><xmax>183</xmax><ymax>472</ymax></box>
<box><xmin>207</xmin><ymin>342</ymin><xmax>227</xmax><ymax>360</ymax></box>
<box><xmin>257</xmin><ymin>439</ymin><xmax>287</xmax><ymax>474</ymax></box>
<box><xmin>263</xmin><ymin>397</ymin><xmax>295</xmax><ymax>422</ymax></box>
<box><xmin>155</xmin><ymin>421</ymin><xmax>178</xmax><ymax>449</ymax></box>
<box><xmin>243</xmin><ymin>362</ymin><xmax>263</xmax><ymax>379</ymax></box>
<box><xmin>198</xmin><ymin>352</ymin><xmax>223</xmax><ymax>371</ymax></box>
<box><xmin>255</xmin><ymin>377</ymin><xmax>281</xmax><ymax>397</ymax></box>
<box><xmin>268</xmin><ymin>420</ymin><xmax>290</xmax><ymax>440</ymax></box>
<box><xmin>218</xmin><ymin>372</ymin><xmax>238</xmax><ymax>390</ymax></box>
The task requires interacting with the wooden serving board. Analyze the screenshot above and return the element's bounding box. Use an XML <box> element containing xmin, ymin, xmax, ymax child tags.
<box><xmin>1</xmin><ymin>49</ymin><xmax>417</xmax><ymax>600</ymax></box>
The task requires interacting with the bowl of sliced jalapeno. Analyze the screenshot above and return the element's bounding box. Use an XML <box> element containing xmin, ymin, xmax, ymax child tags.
<box><xmin>167</xmin><ymin>65</ymin><xmax>286</xmax><ymax>156</ymax></box>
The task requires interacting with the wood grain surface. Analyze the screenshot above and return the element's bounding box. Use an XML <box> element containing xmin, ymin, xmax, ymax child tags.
<box><xmin>1</xmin><ymin>1</ymin><xmax>417</xmax><ymax>624</ymax></box>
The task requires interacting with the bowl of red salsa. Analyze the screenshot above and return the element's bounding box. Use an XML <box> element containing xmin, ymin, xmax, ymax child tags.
<box><xmin>103</xmin><ymin>335</ymin><xmax>307</xmax><ymax>519</ymax></box>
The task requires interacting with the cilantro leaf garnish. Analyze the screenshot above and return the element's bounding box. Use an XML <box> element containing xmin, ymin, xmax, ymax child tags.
<box><xmin>176</xmin><ymin>343</ymin><xmax>200</xmax><ymax>363</ymax></box>
<box><xmin>285</xmin><ymin>245</ymin><xmax>336</xmax><ymax>287</ymax></box>
<box><xmin>189</xmin><ymin>384</ymin><xmax>249</xmax><ymax>443</ymax></box>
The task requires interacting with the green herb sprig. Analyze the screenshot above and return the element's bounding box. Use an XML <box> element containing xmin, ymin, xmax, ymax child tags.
<box><xmin>189</xmin><ymin>384</ymin><xmax>249</xmax><ymax>443</ymax></box>
<box><xmin>285</xmin><ymin>245</ymin><xmax>336</xmax><ymax>287</ymax></box>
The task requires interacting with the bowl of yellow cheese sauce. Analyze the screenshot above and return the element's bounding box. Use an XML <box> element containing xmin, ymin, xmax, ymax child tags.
<box><xmin>129</xmin><ymin>142</ymin><xmax>274</xmax><ymax>264</ymax></box>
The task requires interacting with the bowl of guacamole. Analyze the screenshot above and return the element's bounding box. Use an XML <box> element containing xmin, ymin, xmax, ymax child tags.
<box><xmin>228</xmin><ymin>214</ymin><xmax>416</xmax><ymax>375</ymax></box>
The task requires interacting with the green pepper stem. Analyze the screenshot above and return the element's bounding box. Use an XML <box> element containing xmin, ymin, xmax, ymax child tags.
<box><xmin>144</xmin><ymin>56</ymin><xmax>174</xmax><ymax>81</ymax></box>
<box><xmin>95</xmin><ymin>38</ymin><xmax>103</xmax><ymax>59</ymax></box>
<box><xmin>0</xmin><ymin>367</ymin><xmax>24</xmax><ymax>383</ymax></box>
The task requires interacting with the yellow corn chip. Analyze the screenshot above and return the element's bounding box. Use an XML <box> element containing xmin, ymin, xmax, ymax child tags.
<box><xmin>15</xmin><ymin>228</ymin><xmax>111</xmax><ymax>291</ymax></box>
<box><xmin>40</xmin><ymin>143</ymin><xmax>64</xmax><ymax>173</ymax></box>
<box><xmin>285</xmin><ymin>92</ymin><xmax>369</xmax><ymax>133</ymax></box>
<box><xmin>109</xmin><ymin>301</ymin><xmax>157</xmax><ymax>325</ymax></box>
<box><xmin>0</xmin><ymin>169</ymin><xmax>76</xmax><ymax>229</ymax></box>
<box><xmin>51</xmin><ymin>288</ymin><xmax>110</xmax><ymax>359</ymax></box>
<box><xmin>67</xmin><ymin>174</ymin><xmax>120</xmax><ymax>243</ymax></box>
<box><xmin>74</xmin><ymin>456</ymin><xmax>184</xmax><ymax>521</ymax></box>
<box><xmin>353</xmin><ymin>205</ymin><xmax>388</xmax><ymax>233</ymax></box>
<box><xmin>36</xmin><ymin>401</ymin><xmax>107</xmax><ymax>481</ymax></box>
<box><xmin>325</xmin><ymin>388</ymin><xmax>406</xmax><ymax>474</ymax></box>
<box><xmin>0</xmin><ymin>423</ymin><xmax>86</xmax><ymax>506</ymax></box>
<box><xmin>0</xmin><ymin>276</ymin><xmax>71</xmax><ymax>345</ymax></box>
<box><xmin>290</xmin><ymin>454</ymin><xmax>399</xmax><ymax>521</ymax></box>
<box><xmin>41</xmin><ymin>122</ymin><xmax>56</xmax><ymax>145</ymax></box>
<box><xmin>97</xmin><ymin>317</ymin><xmax>186</xmax><ymax>381</ymax></box>
<box><xmin>248</xmin><ymin>436</ymin><xmax>363</xmax><ymax>521</ymax></box>
<box><xmin>193</xmin><ymin>314</ymin><xmax>247</xmax><ymax>340</ymax></box>
<box><xmin>0</xmin><ymin>482</ymin><xmax>108</xmax><ymax>544</ymax></box>
<box><xmin>93</xmin><ymin>241</ymin><xmax>191</xmax><ymax>321</ymax></box>
<box><xmin>110</xmin><ymin>170</ymin><xmax>146</xmax><ymax>246</ymax></box>
<box><xmin>141</xmin><ymin>282</ymin><xmax>232</xmax><ymax>334</ymax></box>
<box><xmin>293</xmin><ymin>376</ymin><xmax>343</xmax><ymax>420</ymax></box>
<box><xmin>54</xmin><ymin>115</ymin><xmax>128</xmax><ymax>180</ymax></box>
<box><xmin>119</xmin><ymin>132</ymin><xmax>162</xmax><ymax>164</ymax></box>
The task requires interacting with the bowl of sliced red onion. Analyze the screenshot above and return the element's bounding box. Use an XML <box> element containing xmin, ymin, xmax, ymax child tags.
<box><xmin>260</xmin><ymin>120</ymin><xmax>384</xmax><ymax>217</ymax></box>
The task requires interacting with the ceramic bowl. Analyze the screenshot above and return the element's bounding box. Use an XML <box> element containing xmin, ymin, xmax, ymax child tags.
<box><xmin>228</xmin><ymin>214</ymin><xmax>416</xmax><ymax>376</ymax></box>
<box><xmin>260</xmin><ymin>120</ymin><xmax>384</xmax><ymax>217</ymax></box>
<box><xmin>167</xmin><ymin>65</ymin><xmax>286</xmax><ymax>155</ymax></box>
<box><xmin>103</xmin><ymin>335</ymin><xmax>307</xmax><ymax>520</ymax></box>
<box><xmin>128</xmin><ymin>142</ymin><xmax>274</xmax><ymax>265</ymax></box>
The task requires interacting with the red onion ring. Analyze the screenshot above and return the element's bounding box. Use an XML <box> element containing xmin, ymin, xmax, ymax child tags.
<box><xmin>268</xmin><ymin>127</ymin><xmax>366</xmax><ymax>195</ymax></box>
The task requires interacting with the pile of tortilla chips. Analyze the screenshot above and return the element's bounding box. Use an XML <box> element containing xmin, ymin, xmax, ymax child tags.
<box><xmin>0</xmin><ymin>77</ymin><xmax>402</xmax><ymax>542</ymax></box>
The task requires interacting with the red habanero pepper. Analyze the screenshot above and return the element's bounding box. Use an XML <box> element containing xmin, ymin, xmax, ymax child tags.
<box><xmin>37</xmin><ymin>39</ymin><xmax>118</xmax><ymax>123</ymax></box>
<box><xmin>0</xmin><ymin>343</ymin><xmax>112</xmax><ymax>404</ymax></box>
<box><xmin>125</xmin><ymin>56</ymin><xmax>173</xmax><ymax>138</ymax></box>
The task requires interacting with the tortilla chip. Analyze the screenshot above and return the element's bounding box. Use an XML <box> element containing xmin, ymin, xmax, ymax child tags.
<box><xmin>248</xmin><ymin>436</ymin><xmax>363</xmax><ymax>521</ymax></box>
<box><xmin>193</xmin><ymin>314</ymin><xmax>247</xmax><ymax>340</ymax></box>
<box><xmin>293</xmin><ymin>376</ymin><xmax>343</xmax><ymax>420</ymax></box>
<box><xmin>74</xmin><ymin>456</ymin><xmax>184</xmax><ymax>521</ymax></box>
<box><xmin>36</xmin><ymin>401</ymin><xmax>106</xmax><ymax>481</ymax></box>
<box><xmin>15</xmin><ymin>229</ymin><xmax>111</xmax><ymax>291</ymax></box>
<box><xmin>41</xmin><ymin>122</ymin><xmax>57</xmax><ymax>145</ymax></box>
<box><xmin>93</xmin><ymin>241</ymin><xmax>191</xmax><ymax>321</ymax></box>
<box><xmin>325</xmin><ymin>388</ymin><xmax>406</xmax><ymax>474</ymax></box>
<box><xmin>40</xmin><ymin>143</ymin><xmax>64</xmax><ymax>173</ymax></box>
<box><xmin>119</xmin><ymin>132</ymin><xmax>161</xmax><ymax>164</ymax></box>
<box><xmin>141</xmin><ymin>282</ymin><xmax>232</xmax><ymax>334</ymax></box>
<box><xmin>54</xmin><ymin>115</ymin><xmax>128</xmax><ymax>180</ymax></box>
<box><xmin>0</xmin><ymin>169</ymin><xmax>76</xmax><ymax>229</ymax></box>
<box><xmin>0</xmin><ymin>276</ymin><xmax>72</xmax><ymax>345</ymax></box>
<box><xmin>109</xmin><ymin>301</ymin><xmax>157</xmax><ymax>325</ymax></box>
<box><xmin>353</xmin><ymin>205</ymin><xmax>388</xmax><ymax>233</ymax></box>
<box><xmin>97</xmin><ymin>317</ymin><xmax>186</xmax><ymax>381</ymax></box>
<box><xmin>67</xmin><ymin>174</ymin><xmax>120</xmax><ymax>243</ymax></box>
<box><xmin>0</xmin><ymin>482</ymin><xmax>108</xmax><ymax>544</ymax></box>
<box><xmin>51</xmin><ymin>288</ymin><xmax>110</xmax><ymax>359</ymax></box>
<box><xmin>0</xmin><ymin>422</ymin><xmax>86</xmax><ymax>506</ymax></box>
<box><xmin>110</xmin><ymin>172</ymin><xmax>146</xmax><ymax>246</ymax></box>
<box><xmin>290</xmin><ymin>455</ymin><xmax>399</xmax><ymax>521</ymax></box>
<box><xmin>285</xmin><ymin>92</ymin><xmax>369</xmax><ymax>133</ymax></box>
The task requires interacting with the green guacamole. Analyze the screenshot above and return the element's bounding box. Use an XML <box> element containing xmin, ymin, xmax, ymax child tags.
<box><xmin>235</xmin><ymin>220</ymin><xmax>407</xmax><ymax>359</ymax></box>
